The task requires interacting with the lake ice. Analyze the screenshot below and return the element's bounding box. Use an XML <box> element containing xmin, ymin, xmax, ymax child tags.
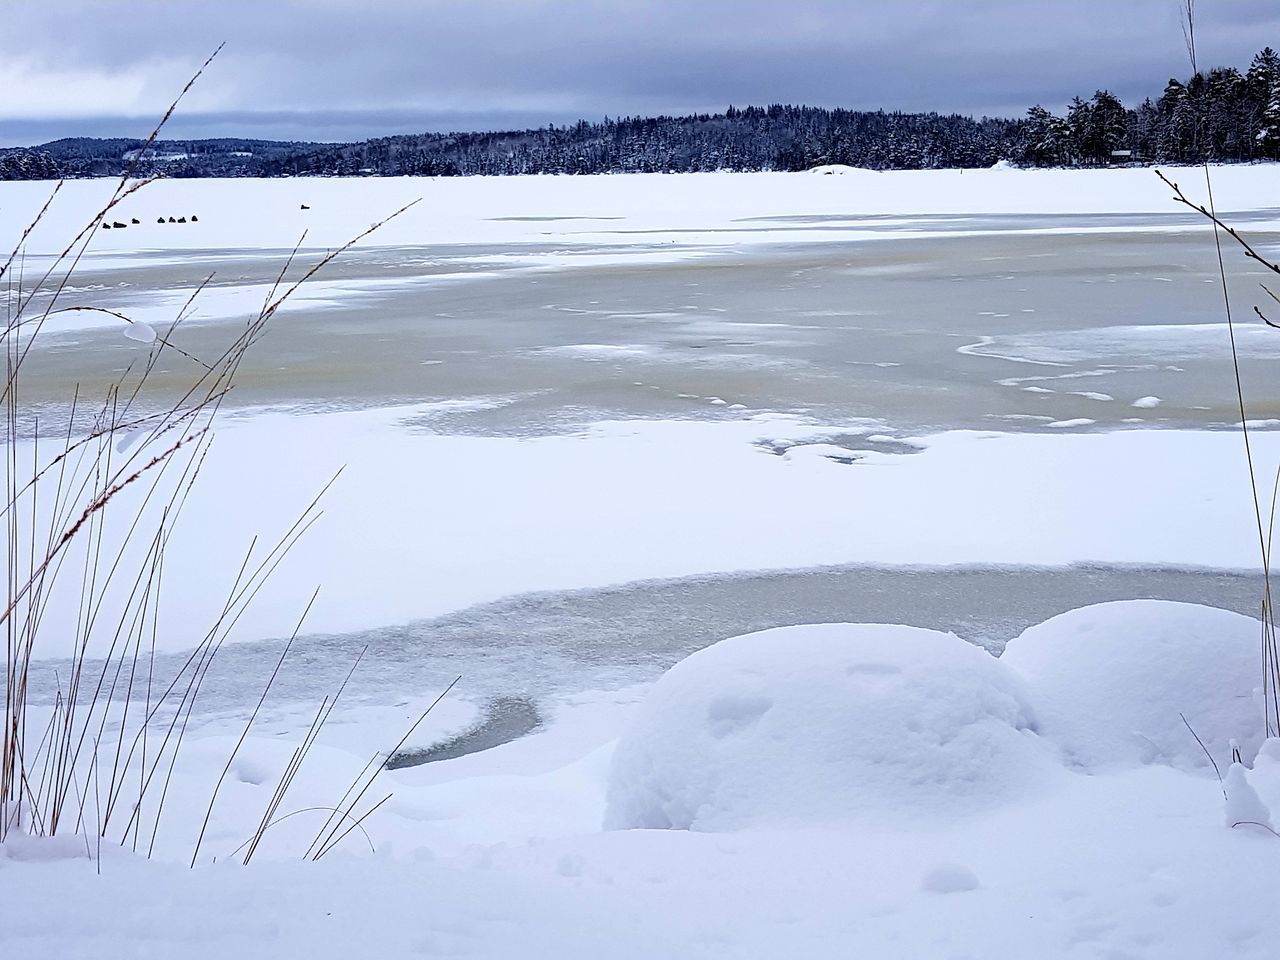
<box><xmin>6</xmin><ymin>167</ymin><xmax>1280</xmax><ymax>958</ymax></box>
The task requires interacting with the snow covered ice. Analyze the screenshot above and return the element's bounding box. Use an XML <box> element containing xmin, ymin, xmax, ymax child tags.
<box><xmin>5</xmin><ymin>164</ymin><xmax>1280</xmax><ymax>958</ymax></box>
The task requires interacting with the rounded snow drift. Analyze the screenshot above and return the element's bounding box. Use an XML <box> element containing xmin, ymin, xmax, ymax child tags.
<box><xmin>921</xmin><ymin>863</ymin><xmax>981</xmax><ymax>894</ymax></box>
<box><xmin>1000</xmin><ymin>600</ymin><xmax>1263</xmax><ymax>772</ymax></box>
<box><xmin>604</xmin><ymin>623</ymin><xmax>1050</xmax><ymax>831</ymax></box>
<box><xmin>806</xmin><ymin>163</ymin><xmax>873</xmax><ymax>176</ymax></box>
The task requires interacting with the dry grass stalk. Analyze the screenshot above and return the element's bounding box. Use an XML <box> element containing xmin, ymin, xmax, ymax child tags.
<box><xmin>1161</xmin><ymin>0</ymin><xmax>1280</xmax><ymax>738</ymax></box>
<box><xmin>1</xmin><ymin>49</ymin><xmax>426</xmax><ymax>861</ymax></box>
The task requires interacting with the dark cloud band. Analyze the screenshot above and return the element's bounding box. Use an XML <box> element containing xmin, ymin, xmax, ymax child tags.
<box><xmin>3</xmin><ymin>0</ymin><xmax>1276</xmax><ymax>144</ymax></box>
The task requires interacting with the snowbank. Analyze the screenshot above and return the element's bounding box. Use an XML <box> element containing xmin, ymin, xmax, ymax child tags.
<box><xmin>1001</xmin><ymin>600</ymin><xmax>1264</xmax><ymax>772</ymax></box>
<box><xmin>607</xmin><ymin>601</ymin><xmax>1270</xmax><ymax>835</ymax></box>
<box><xmin>604</xmin><ymin>623</ymin><xmax>1052</xmax><ymax>830</ymax></box>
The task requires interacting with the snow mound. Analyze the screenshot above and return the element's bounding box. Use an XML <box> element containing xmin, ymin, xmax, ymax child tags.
<box><xmin>1001</xmin><ymin>600</ymin><xmax>1263</xmax><ymax>772</ymax></box>
<box><xmin>921</xmin><ymin>863</ymin><xmax>980</xmax><ymax>893</ymax></box>
<box><xmin>0</xmin><ymin>832</ymin><xmax>95</xmax><ymax>863</ymax></box>
<box><xmin>807</xmin><ymin>164</ymin><xmax>873</xmax><ymax>176</ymax></box>
<box><xmin>604</xmin><ymin>623</ymin><xmax>1051</xmax><ymax>831</ymax></box>
<box><xmin>1224</xmin><ymin>761</ymin><xmax>1272</xmax><ymax>829</ymax></box>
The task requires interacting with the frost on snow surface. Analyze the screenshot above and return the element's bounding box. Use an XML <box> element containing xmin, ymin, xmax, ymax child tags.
<box><xmin>1001</xmin><ymin>600</ymin><xmax>1263</xmax><ymax>772</ymax></box>
<box><xmin>605</xmin><ymin>623</ymin><xmax>1053</xmax><ymax>830</ymax></box>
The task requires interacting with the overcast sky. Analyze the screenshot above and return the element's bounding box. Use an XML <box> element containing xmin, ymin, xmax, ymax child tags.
<box><xmin>2</xmin><ymin>0</ymin><xmax>1278</xmax><ymax>146</ymax></box>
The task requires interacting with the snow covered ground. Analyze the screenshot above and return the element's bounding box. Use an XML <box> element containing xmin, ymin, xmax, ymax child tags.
<box><xmin>7</xmin><ymin>602</ymin><xmax>1280</xmax><ymax>958</ymax></box>
<box><xmin>5</xmin><ymin>165</ymin><xmax>1280</xmax><ymax>958</ymax></box>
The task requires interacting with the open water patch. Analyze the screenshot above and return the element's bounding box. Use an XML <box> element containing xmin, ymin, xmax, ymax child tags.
<box><xmin>385</xmin><ymin>696</ymin><xmax>542</xmax><ymax>768</ymax></box>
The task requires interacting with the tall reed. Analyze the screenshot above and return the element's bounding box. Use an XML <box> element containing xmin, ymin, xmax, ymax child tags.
<box><xmin>0</xmin><ymin>50</ymin><xmax>418</xmax><ymax>857</ymax></box>
<box><xmin>1161</xmin><ymin>0</ymin><xmax>1280</xmax><ymax>737</ymax></box>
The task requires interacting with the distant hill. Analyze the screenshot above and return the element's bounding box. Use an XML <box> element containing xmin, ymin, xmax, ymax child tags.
<box><xmin>257</xmin><ymin>107</ymin><xmax>1021</xmax><ymax>177</ymax></box>
<box><xmin>0</xmin><ymin>137</ymin><xmax>332</xmax><ymax>179</ymax></box>
<box><xmin>0</xmin><ymin>108</ymin><xmax>1019</xmax><ymax>180</ymax></box>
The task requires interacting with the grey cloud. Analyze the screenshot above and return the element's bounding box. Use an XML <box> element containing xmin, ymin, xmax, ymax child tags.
<box><xmin>2</xmin><ymin>0</ymin><xmax>1277</xmax><ymax>144</ymax></box>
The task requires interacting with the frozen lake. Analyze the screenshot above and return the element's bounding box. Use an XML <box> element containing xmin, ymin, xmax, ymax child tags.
<box><xmin>8</xmin><ymin>174</ymin><xmax>1280</xmax><ymax>960</ymax></box>
<box><xmin>7</xmin><ymin>167</ymin><xmax>1280</xmax><ymax>728</ymax></box>
<box><xmin>17</xmin><ymin>209</ymin><xmax>1280</xmax><ymax>433</ymax></box>
<box><xmin>25</xmin><ymin>562</ymin><xmax>1270</xmax><ymax>723</ymax></box>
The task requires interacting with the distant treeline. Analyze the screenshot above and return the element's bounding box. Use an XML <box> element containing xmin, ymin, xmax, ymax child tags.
<box><xmin>2</xmin><ymin>47</ymin><xmax>1278</xmax><ymax>180</ymax></box>
<box><xmin>0</xmin><ymin>137</ymin><xmax>325</xmax><ymax>180</ymax></box>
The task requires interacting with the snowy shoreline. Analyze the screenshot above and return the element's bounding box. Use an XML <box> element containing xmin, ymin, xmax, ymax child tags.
<box><xmin>8</xmin><ymin>601</ymin><xmax>1280</xmax><ymax>959</ymax></box>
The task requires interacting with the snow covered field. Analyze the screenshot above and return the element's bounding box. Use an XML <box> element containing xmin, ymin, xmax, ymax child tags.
<box><xmin>4</xmin><ymin>165</ymin><xmax>1280</xmax><ymax>255</ymax></box>
<box><xmin>5</xmin><ymin>165</ymin><xmax>1280</xmax><ymax>958</ymax></box>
